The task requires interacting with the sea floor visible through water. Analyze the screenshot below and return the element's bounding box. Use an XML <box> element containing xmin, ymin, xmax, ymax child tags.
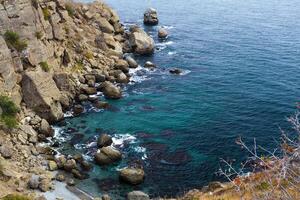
<box><xmin>54</xmin><ymin>0</ymin><xmax>300</xmax><ymax>198</ymax></box>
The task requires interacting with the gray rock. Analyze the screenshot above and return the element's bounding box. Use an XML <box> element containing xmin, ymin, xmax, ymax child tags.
<box><xmin>129</xmin><ymin>26</ymin><xmax>155</xmax><ymax>55</ymax></box>
<box><xmin>39</xmin><ymin>119</ymin><xmax>54</xmax><ymax>137</ymax></box>
<box><xmin>143</xmin><ymin>8</ymin><xmax>159</xmax><ymax>25</ymax></box>
<box><xmin>100</xmin><ymin>81</ymin><xmax>122</xmax><ymax>99</ymax></box>
<box><xmin>78</xmin><ymin>94</ymin><xmax>88</xmax><ymax>102</ymax></box>
<box><xmin>28</xmin><ymin>175</ymin><xmax>40</xmax><ymax>189</ymax></box>
<box><xmin>0</xmin><ymin>145</ymin><xmax>13</xmax><ymax>159</ymax></box>
<box><xmin>73</xmin><ymin>104</ymin><xmax>84</xmax><ymax>115</ymax></box>
<box><xmin>64</xmin><ymin>159</ymin><xmax>77</xmax><ymax>172</ymax></box>
<box><xmin>55</xmin><ymin>173</ymin><xmax>65</xmax><ymax>182</ymax></box>
<box><xmin>102</xmin><ymin>194</ymin><xmax>111</xmax><ymax>200</ymax></box>
<box><xmin>125</xmin><ymin>56</ymin><xmax>138</xmax><ymax>68</ymax></box>
<box><xmin>127</xmin><ymin>191</ymin><xmax>150</xmax><ymax>200</ymax></box>
<box><xmin>144</xmin><ymin>61</ymin><xmax>156</xmax><ymax>68</ymax></box>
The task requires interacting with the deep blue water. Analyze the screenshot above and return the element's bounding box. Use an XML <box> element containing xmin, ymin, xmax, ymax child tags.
<box><xmin>57</xmin><ymin>0</ymin><xmax>300</xmax><ymax>198</ymax></box>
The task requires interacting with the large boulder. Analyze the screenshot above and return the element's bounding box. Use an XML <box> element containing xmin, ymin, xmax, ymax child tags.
<box><xmin>21</xmin><ymin>71</ymin><xmax>63</xmax><ymax>122</ymax></box>
<box><xmin>125</xmin><ymin>56</ymin><xmax>138</xmax><ymax>68</ymax></box>
<box><xmin>129</xmin><ymin>27</ymin><xmax>155</xmax><ymax>55</ymax></box>
<box><xmin>158</xmin><ymin>28</ymin><xmax>168</xmax><ymax>38</ymax></box>
<box><xmin>97</xmin><ymin>133</ymin><xmax>113</xmax><ymax>148</ymax></box>
<box><xmin>119</xmin><ymin>168</ymin><xmax>145</xmax><ymax>185</ymax></box>
<box><xmin>95</xmin><ymin>146</ymin><xmax>122</xmax><ymax>165</ymax></box>
<box><xmin>100</xmin><ymin>81</ymin><xmax>122</xmax><ymax>99</ymax></box>
<box><xmin>143</xmin><ymin>8</ymin><xmax>159</xmax><ymax>25</ymax></box>
<box><xmin>127</xmin><ymin>191</ymin><xmax>150</xmax><ymax>200</ymax></box>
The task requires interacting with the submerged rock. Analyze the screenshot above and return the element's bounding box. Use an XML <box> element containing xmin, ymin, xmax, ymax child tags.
<box><xmin>127</xmin><ymin>191</ymin><xmax>150</xmax><ymax>200</ymax></box>
<box><xmin>95</xmin><ymin>146</ymin><xmax>122</xmax><ymax>165</ymax></box>
<box><xmin>158</xmin><ymin>28</ymin><xmax>168</xmax><ymax>38</ymax></box>
<box><xmin>143</xmin><ymin>8</ymin><xmax>159</xmax><ymax>25</ymax></box>
<box><xmin>119</xmin><ymin>167</ymin><xmax>145</xmax><ymax>185</ymax></box>
<box><xmin>169</xmin><ymin>68</ymin><xmax>182</xmax><ymax>75</ymax></box>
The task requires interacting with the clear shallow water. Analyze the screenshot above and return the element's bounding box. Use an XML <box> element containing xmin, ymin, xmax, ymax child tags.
<box><xmin>58</xmin><ymin>0</ymin><xmax>300</xmax><ymax>198</ymax></box>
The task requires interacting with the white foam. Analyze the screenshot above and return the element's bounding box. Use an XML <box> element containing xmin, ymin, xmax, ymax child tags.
<box><xmin>168</xmin><ymin>51</ymin><xmax>177</xmax><ymax>55</ymax></box>
<box><xmin>156</xmin><ymin>41</ymin><xmax>174</xmax><ymax>47</ymax></box>
<box><xmin>63</xmin><ymin>111</ymin><xmax>73</xmax><ymax>118</ymax></box>
<box><xmin>112</xmin><ymin>133</ymin><xmax>137</xmax><ymax>147</ymax></box>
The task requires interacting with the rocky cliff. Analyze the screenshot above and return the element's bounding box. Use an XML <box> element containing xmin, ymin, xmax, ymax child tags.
<box><xmin>0</xmin><ymin>0</ymin><xmax>155</xmax><ymax>198</ymax></box>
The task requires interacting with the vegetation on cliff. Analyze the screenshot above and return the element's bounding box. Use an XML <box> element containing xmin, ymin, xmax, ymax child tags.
<box><xmin>0</xmin><ymin>95</ymin><xmax>19</xmax><ymax>128</ymax></box>
<box><xmin>3</xmin><ymin>31</ymin><xmax>27</xmax><ymax>52</ymax></box>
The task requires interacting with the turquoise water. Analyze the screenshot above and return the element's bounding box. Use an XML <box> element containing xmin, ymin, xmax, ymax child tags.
<box><xmin>57</xmin><ymin>0</ymin><xmax>300</xmax><ymax>198</ymax></box>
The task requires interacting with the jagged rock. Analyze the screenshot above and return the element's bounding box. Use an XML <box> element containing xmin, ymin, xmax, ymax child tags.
<box><xmin>39</xmin><ymin>119</ymin><xmax>54</xmax><ymax>137</ymax></box>
<box><xmin>127</xmin><ymin>191</ymin><xmax>150</xmax><ymax>200</ymax></box>
<box><xmin>116</xmin><ymin>72</ymin><xmax>129</xmax><ymax>83</ymax></box>
<box><xmin>158</xmin><ymin>28</ymin><xmax>168</xmax><ymax>38</ymax></box>
<box><xmin>22</xmin><ymin>71</ymin><xmax>63</xmax><ymax>123</ymax></box>
<box><xmin>53</xmin><ymin>73</ymin><xmax>76</xmax><ymax>97</ymax></box>
<box><xmin>93</xmin><ymin>101</ymin><xmax>109</xmax><ymax>109</ymax></box>
<box><xmin>119</xmin><ymin>168</ymin><xmax>145</xmax><ymax>185</ymax></box>
<box><xmin>19</xmin><ymin>125</ymin><xmax>39</xmax><ymax>144</ymax></box>
<box><xmin>144</xmin><ymin>61</ymin><xmax>156</xmax><ymax>68</ymax></box>
<box><xmin>81</xmin><ymin>86</ymin><xmax>97</xmax><ymax>95</ymax></box>
<box><xmin>55</xmin><ymin>155</ymin><xmax>67</xmax><ymax>169</ymax></box>
<box><xmin>97</xmin><ymin>133</ymin><xmax>113</xmax><ymax>148</ymax></box>
<box><xmin>95</xmin><ymin>146</ymin><xmax>122</xmax><ymax>165</ymax></box>
<box><xmin>125</xmin><ymin>56</ymin><xmax>138</xmax><ymax>68</ymax></box>
<box><xmin>102</xmin><ymin>194</ymin><xmax>111</xmax><ymax>200</ymax></box>
<box><xmin>143</xmin><ymin>8</ymin><xmax>159</xmax><ymax>25</ymax></box>
<box><xmin>100</xmin><ymin>81</ymin><xmax>122</xmax><ymax>99</ymax></box>
<box><xmin>62</xmin><ymin>49</ymin><xmax>71</xmax><ymax>66</ymax></box>
<box><xmin>78</xmin><ymin>94</ymin><xmax>88</xmax><ymax>102</ymax></box>
<box><xmin>97</xmin><ymin>17</ymin><xmax>115</xmax><ymax>33</ymax></box>
<box><xmin>129</xmin><ymin>27</ymin><xmax>155</xmax><ymax>55</ymax></box>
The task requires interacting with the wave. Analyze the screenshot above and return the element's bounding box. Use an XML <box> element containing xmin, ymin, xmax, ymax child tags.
<box><xmin>168</xmin><ymin>51</ymin><xmax>177</xmax><ymax>55</ymax></box>
<box><xmin>112</xmin><ymin>133</ymin><xmax>137</xmax><ymax>147</ymax></box>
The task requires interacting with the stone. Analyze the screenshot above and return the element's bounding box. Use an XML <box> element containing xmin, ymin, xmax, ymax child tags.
<box><xmin>115</xmin><ymin>59</ymin><xmax>129</xmax><ymax>73</ymax></box>
<box><xmin>71</xmin><ymin>169</ymin><xmax>88</xmax><ymax>180</ymax></box>
<box><xmin>48</xmin><ymin>160</ymin><xmax>58</xmax><ymax>171</ymax></box>
<box><xmin>116</xmin><ymin>72</ymin><xmax>129</xmax><ymax>83</ymax></box>
<box><xmin>97</xmin><ymin>17</ymin><xmax>115</xmax><ymax>33</ymax></box>
<box><xmin>0</xmin><ymin>145</ymin><xmax>13</xmax><ymax>159</ymax></box>
<box><xmin>78</xmin><ymin>94</ymin><xmax>88</xmax><ymax>102</ymax></box>
<box><xmin>81</xmin><ymin>161</ymin><xmax>93</xmax><ymax>171</ymax></box>
<box><xmin>55</xmin><ymin>155</ymin><xmax>67</xmax><ymax>169</ymax></box>
<box><xmin>28</xmin><ymin>175</ymin><xmax>40</xmax><ymax>189</ymax></box>
<box><xmin>67</xmin><ymin>178</ymin><xmax>76</xmax><ymax>186</ymax></box>
<box><xmin>73</xmin><ymin>104</ymin><xmax>84</xmax><ymax>115</ymax></box>
<box><xmin>144</xmin><ymin>61</ymin><xmax>156</xmax><ymax>68</ymax></box>
<box><xmin>95</xmin><ymin>146</ymin><xmax>122</xmax><ymax>165</ymax></box>
<box><xmin>169</xmin><ymin>68</ymin><xmax>182</xmax><ymax>74</ymax></box>
<box><xmin>127</xmin><ymin>191</ymin><xmax>150</xmax><ymax>200</ymax></box>
<box><xmin>119</xmin><ymin>168</ymin><xmax>145</xmax><ymax>185</ymax></box>
<box><xmin>39</xmin><ymin>119</ymin><xmax>54</xmax><ymax>137</ymax></box>
<box><xmin>38</xmin><ymin>178</ymin><xmax>53</xmax><ymax>192</ymax></box>
<box><xmin>102</xmin><ymin>194</ymin><xmax>111</xmax><ymax>200</ymax></box>
<box><xmin>143</xmin><ymin>8</ymin><xmax>159</xmax><ymax>25</ymax></box>
<box><xmin>158</xmin><ymin>28</ymin><xmax>168</xmax><ymax>38</ymax></box>
<box><xmin>22</xmin><ymin>71</ymin><xmax>63</xmax><ymax>123</ymax></box>
<box><xmin>64</xmin><ymin>159</ymin><xmax>77</xmax><ymax>172</ymax></box>
<box><xmin>100</xmin><ymin>82</ymin><xmax>122</xmax><ymax>99</ymax></box>
<box><xmin>125</xmin><ymin>56</ymin><xmax>138</xmax><ymax>68</ymax></box>
<box><xmin>129</xmin><ymin>27</ymin><xmax>155</xmax><ymax>55</ymax></box>
<box><xmin>81</xmin><ymin>86</ymin><xmax>97</xmax><ymax>95</ymax></box>
<box><xmin>97</xmin><ymin>133</ymin><xmax>113</xmax><ymax>148</ymax></box>
<box><xmin>55</xmin><ymin>173</ymin><xmax>65</xmax><ymax>182</ymax></box>
<box><xmin>93</xmin><ymin>101</ymin><xmax>110</xmax><ymax>109</ymax></box>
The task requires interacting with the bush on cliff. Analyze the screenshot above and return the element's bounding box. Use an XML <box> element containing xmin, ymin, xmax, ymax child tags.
<box><xmin>3</xmin><ymin>30</ymin><xmax>27</xmax><ymax>52</ymax></box>
<box><xmin>39</xmin><ymin>61</ymin><xmax>50</xmax><ymax>72</ymax></box>
<box><xmin>42</xmin><ymin>7</ymin><xmax>51</xmax><ymax>21</ymax></box>
<box><xmin>0</xmin><ymin>95</ymin><xmax>19</xmax><ymax>129</ymax></box>
<box><xmin>66</xmin><ymin>3</ymin><xmax>75</xmax><ymax>17</ymax></box>
<box><xmin>1</xmin><ymin>194</ymin><xmax>32</xmax><ymax>200</ymax></box>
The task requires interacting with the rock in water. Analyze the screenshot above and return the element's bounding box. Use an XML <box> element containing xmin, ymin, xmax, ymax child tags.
<box><xmin>127</xmin><ymin>191</ymin><xmax>150</xmax><ymax>200</ymax></box>
<box><xmin>97</xmin><ymin>133</ymin><xmax>113</xmax><ymax>148</ymax></box>
<box><xmin>143</xmin><ymin>8</ymin><xmax>158</xmax><ymax>25</ymax></box>
<box><xmin>169</xmin><ymin>68</ymin><xmax>182</xmax><ymax>74</ymax></box>
<box><xmin>95</xmin><ymin>146</ymin><xmax>122</xmax><ymax>165</ymax></box>
<box><xmin>144</xmin><ymin>61</ymin><xmax>156</xmax><ymax>68</ymax></box>
<box><xmin>129</xmin><ymin>26</ymin><xmax>155</xmax><ymax>55</ymax></box>
<box><xmin>22</xmin><ymin>71</ymin><xmax>63</xmax><ymax>123</ymax></box>
<box><xmin>100</xmin><ymin>81</ymin><xmax>122</xmax><ymax>99</ymax></box>
<box><xmin>119</xmin><ymin>168</ymin><xmax>145</xmax><ymax>185</ymax></box>
<box><xmin>158</xmin><ymin>28</ymin><xmax>168</xmax><ymax>38</ymax></box>
<box><xmin>125</xmin><ymin>56</ymin><xmax>138</xmax><ymax>68</ymax></box>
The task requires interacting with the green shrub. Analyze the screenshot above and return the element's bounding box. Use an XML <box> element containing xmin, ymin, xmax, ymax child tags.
<box><xmin>0</xmin><ymin>95</ymin><xmax>19</xmax><ymax>129</ymax></box>
<box><xmin>2</xmin><ymin>194</ymin><xmax>32</xmax><ymax>200</ymax></box>
<box><xmin>65</xmin><ymin>4</ymin><xmax>75</xmax><ymax>17</ymax></box>
<box><xmin>3</xmin><ymin>30</ymin><xmax>28</xmax><ymax>52</ymax></box>
<box><xmin>35</xmin><ymin>31</ymin><xmax>43</xmax><ymax>39</ymax></box>
<box><xmin>39</xmin><ymin>61</ymin><xmax>50</xmax><ymax>72</ymax></box>
<box><xmin>42</xmin><ymin>7</ymin><xmax>51</xmax><ymax>20</ymax></box>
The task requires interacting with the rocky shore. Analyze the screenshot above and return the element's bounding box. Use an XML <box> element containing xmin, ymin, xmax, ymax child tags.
<box><xmin>0</xmin><ymin>0</ymin><xmax>158</xmax><ymax>199</ymax></box>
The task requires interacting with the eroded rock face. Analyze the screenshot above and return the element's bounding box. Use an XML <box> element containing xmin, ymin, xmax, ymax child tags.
<box><xmin>21</xmin><ymin>71</ymin><xmax>63</xmax><ymax>122</ymax></box>
<box><xmin>129</xmin><ymin>27</ymin><xmax>155</xmax><ymax>55</ymax></box>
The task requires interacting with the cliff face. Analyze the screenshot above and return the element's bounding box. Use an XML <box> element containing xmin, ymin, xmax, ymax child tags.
<box><xmin>0</xmin><ymin>0</ymin><xmax>130</xmax><ymax>197</ymax></box>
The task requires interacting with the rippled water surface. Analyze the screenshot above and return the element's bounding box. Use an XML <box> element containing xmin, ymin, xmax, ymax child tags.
<box><xmin>58</xmin><ymin>0</ymin><xmax>300</xmax><ymax>198</ymax></box>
